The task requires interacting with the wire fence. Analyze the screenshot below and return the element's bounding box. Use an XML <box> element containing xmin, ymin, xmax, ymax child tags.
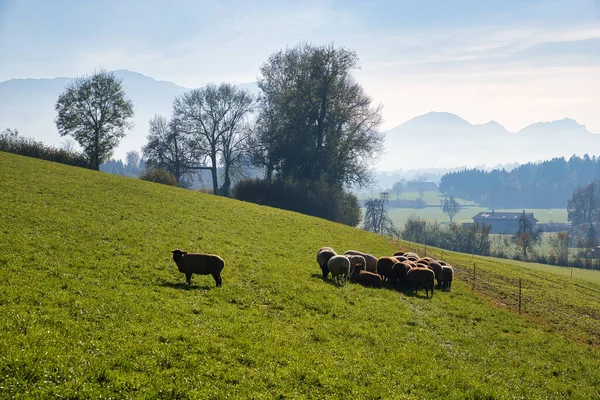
<box><xmin>402</xmin><ymin>241</ymin><xmax>600</xmax><ymax>344</ymax></box>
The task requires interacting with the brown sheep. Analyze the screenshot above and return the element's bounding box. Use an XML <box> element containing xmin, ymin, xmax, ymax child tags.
<box><xmin>437</xmin><ymin>260</ymin><xmax>448</xmax><ymax>266</ymax></box>
<box><xmin>427</xmin><ymin>262</ymin><xmax>443</xmax><ymax>288</ymax></box>
<box><xmin>440</xmin><ymin>265</ymin><xmax>454</xmax><ymax>291</ymax></box>
<box><xmin>394</xmin><ymin>255</ymin><xmax>408</xmax><ymax>263</ymax></box>
<box><xmin>349</xmin><ymin>264</ymin><xmax>364</xmax><ymax>283</ymax></box>
<box><xmin>417</xmin><ymin>258</ymin><xmax>431</xmax><ymax>265</ymax></box>
<box><xmin>344</xmin><ymin>250</ymin><xmax>377</xmax><ymax>273</ymax></box>
<box><xmin>317</xmin><ymin>247</ymin><xmax>337</xmax><ymax>280</ymax></box>
<box><xmin>358</xmin><ymin>270</ymin><xmax>383</xmax><ymax>288</ymax></box>
<box><xmin>172</xmin><ymin>249</ymin><xmax>224</xmax><ymax>286</ymax></box>
<box><xmin>393</xmin><ymin>251</ymin><xmax>405</xmax><ymax>257</ymax></box>
<box><xmin>390</xmin><ymin>261</ymin><xmax>412</xmax><ymax>289</ymax></box>
<box><xmin>406</xmin><ymin>267</ymin><xmax>435</xmax><ymax>297</ymax></box>
<box><xmin>404</xmin><ymin>252</ymin><xmax>419</xmax><ymax>259</ymax></box>
<box><xmin>376</xmin><ymin>256</ymin><xmax>398</xmax><ymax>284</ymax></box>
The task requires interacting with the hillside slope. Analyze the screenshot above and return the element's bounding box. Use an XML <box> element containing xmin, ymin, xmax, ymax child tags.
<box><xmin>1</xmin><ymin>152</ymin><xmax>599</xmax><ymax>398</ymax></box>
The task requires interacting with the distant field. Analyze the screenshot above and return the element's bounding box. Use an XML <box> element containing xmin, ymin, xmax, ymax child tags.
<box><xmin>357</xmin><ymin>190</ymin><xmax>476</xmax><ymax>206</ymax></box>
<box><xmin>477</xmin><ymin>256</ymin><xmax>600</xmax><ymax>284</ymax></box>
<box><xmin>383</xmin><ymin>206</ymin><xmax>568</xmax><ymax>228</ymax></box>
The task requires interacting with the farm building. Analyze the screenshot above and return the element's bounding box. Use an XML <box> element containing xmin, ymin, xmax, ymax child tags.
<box><xmin>471</xmin><ymin>210</ymin><xmax>538</xmax><ymax>234</ymax></box>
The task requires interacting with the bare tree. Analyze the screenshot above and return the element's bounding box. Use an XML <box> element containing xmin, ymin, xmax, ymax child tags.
<box><xmin>364</xmin><ymin>192</ymin><xmax>394</xmax><ymax>235</ymax></box>
<box><xmin>513</xmin><ymin>214</ymin><xmax>542</xmax><ymax>260</ymax></box>
<box><xmin>142</xmin><ymin>115</ymin><xmax>197</xmax><ymax>185</ymax></box>
<box><xmin>441</xmin><ymin>195</ymin><xmax>461</xmax><ymax>222</ymax></box>
<box><xmin>174</xmin><ymin>83</ymin><xmax>253</xmax><ymax>195</ymax></box>
<box><xmin>391</xmin><ymin>180</ymin><xmax>405</xmax><ymax>200</ymax></box>
<box><xmin>218</xmin><ymin>85</ymin><xmax>254</xmax><ymax>197</ymax></box>
<box><xmin>55</xmin><ymin>69</ymin><xmax>134</xmax><ymax>170</ymax></box>
<box><xmin>60</xmin><ymin>138</ymin><xmax>77</xmax><ymax>152</ymax></box>
<box><xmin>548</xmin><ymin>231</ymin><xmax>570</xmax><ymax>265</ymax></box>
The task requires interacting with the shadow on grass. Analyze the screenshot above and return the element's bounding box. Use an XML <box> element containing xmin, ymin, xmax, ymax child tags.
<box><xmin>311</xmin><ymin>272</ymin><xmax>351</xmax><ymax>288</ymax></box>
<box><xmin>401</xmin><ymin>288</ymin><xmax>435</xmax><ymax>299</ymax></box>
<box><xmin>159</xmin><ymin>281</ymin><xmax>214</xmax><ymax>291</ymax></box>
<box><xmin>311</xmin><ymin>272</ymin><xmax>435</xmax><ymax>298</ymax></box>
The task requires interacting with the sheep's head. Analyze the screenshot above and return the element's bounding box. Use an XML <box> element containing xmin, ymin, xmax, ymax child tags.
<box><xmin>172</xmin><ymin>249</ymin><xmax>187</xmax><ymax>263</ymax></box>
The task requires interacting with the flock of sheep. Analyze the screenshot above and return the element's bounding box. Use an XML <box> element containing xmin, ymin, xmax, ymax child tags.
<box><xmin>169</xmin><ymin>247</ymin><xmax>454</xmax><ymax>298</ymax></box>
<box><xmin>317</xmin><ymin>247</ymin><xmax>455</xmax><ymax>297</ymax></box>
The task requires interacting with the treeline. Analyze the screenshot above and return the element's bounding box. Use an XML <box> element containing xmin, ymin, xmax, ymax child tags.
<box><xmin>439</xmin><ymin>155</ymin><xmax>600</xmax><ymax>208</ymax></box>
<box><xmin>5</xmin><ymin>42</ymin><xmax>383</xmax><ymax>228</ymax></box>
<box><xmin>140</xmin><ymin>43</ymin><xmax>382</xmax><ymax>226</ymax></box>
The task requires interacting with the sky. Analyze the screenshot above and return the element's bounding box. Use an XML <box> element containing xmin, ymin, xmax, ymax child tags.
<box><xmin>0</xmin><ymin>0</ymin><xmax>599</xmax><ymax>132</ymax></box>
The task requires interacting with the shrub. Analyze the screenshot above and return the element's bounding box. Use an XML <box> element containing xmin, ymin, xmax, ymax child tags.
<box><xmin>139</xmin><ymin>169</ymin><xmax>178</xmax><ymax>186</ymax></box>
<box><xmin>232</xmin><ymin>179</ymin><xmax>361</xmax><ymax>226</ymax></box>
<box><xmin>0</xmin><ymin>130</ymin><xmax>89</xmax><ymax>168</ymax></box>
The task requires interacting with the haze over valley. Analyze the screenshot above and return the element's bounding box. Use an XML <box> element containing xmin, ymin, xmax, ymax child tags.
<box><xmin>1</xmin><ymin>70</ymin><xmax>597</xmax><ymax>171</ymax></box>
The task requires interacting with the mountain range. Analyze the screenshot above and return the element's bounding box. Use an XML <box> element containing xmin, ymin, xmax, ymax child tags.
<box><xmin>379</xmin><ymin>112</ymin><xmax>599</xmax><ymax>171</ymax></box>
<box><xmin>1</xmin><ymin>70</ymin><xmax>597</xmax><ymax>169</ymax></box>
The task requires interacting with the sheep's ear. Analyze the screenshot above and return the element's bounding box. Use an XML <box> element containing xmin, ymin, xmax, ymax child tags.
<box><xmin>182</xmin><ymin>251</ymin><xmax>188</xmax><ymax>255</ymax></box>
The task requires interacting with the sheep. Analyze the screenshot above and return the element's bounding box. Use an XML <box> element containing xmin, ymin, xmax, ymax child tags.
<box><xmin>347</xmin><ymin>255</ymin><xmax>366</xmax><ymax>276</ymax></box>
<box><xmin>404</xmin><ymin>252</ymin><xmax>419</xmax><ymax>259</ymax></box>
<box><xmin>440</xmin><ymin>265</ymin><xmax>454</xmax><ymax>291</ymax></box>
<box><xmin>437</xmin><ymin>260</ymin><xmax>448</xmax><ymax>266</ymax></box>
<box><xmin>427</xmin><ymin>261</ymin><xmax>443</xmax><ymax>288</ymax></box>
<box><xmin>349</xmin><ymin>264</ymin><xmax>364</xmax><ymax>283</ymax></box>
<box><xmin>317</xmin><ymin>247</ymin><xmax>337</xmax><ymax>280</ymax></box>
<box><xmin>358</xmin><ymin>270</ymin><xmax>383</xmax><ymax>288</ymax></box>
<box><xmin>406</xmin><ymin>267</ymin><xmax>435</xmax><ymax>297</ymax></box>
<box><xmin>393</xmin><ymin>251</ymin><xmax>405</xmax><ymax>257</ymax></box>
<box><xmin>344</xmin><ymin>250</ymin><xmax>377</xmax><ymax>273</ymax></box>
<box><xmin>171</xmin><ymin>249</ymin><xmax>224</xmax><ymax>287</ymax></box>
<box><xmin>376</xmin><ymin>256</ymin><xmax>398</xmax><ymax>284</ymax></box>
<box><xmin>417</xmin><ymin>258</ymin><xmax>431</xmax><ymax>265</ymax></box>
<box><xmin>394</xmin><ymin>255</ymin><xmax>408</xmax><ymax>263</ymax></box>
<box><xmin>390</xmin><ymin>261</ymin><xmax>412</xmax><ymax>289</ymax></box>
<box><xmin>327</xmin><ymin>255</ymin><xmax>351</xmax><ymax>285</ymax></box>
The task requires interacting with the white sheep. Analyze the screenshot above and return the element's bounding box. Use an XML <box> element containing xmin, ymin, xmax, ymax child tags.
<box><xmin>327</xmin><ymin>255</ymin><xmax>351</xmax><ymax>285</ymax></box>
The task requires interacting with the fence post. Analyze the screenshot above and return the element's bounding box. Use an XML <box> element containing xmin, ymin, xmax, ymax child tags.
<box><xmin>518</xmin><ymin>278</ymin><xmax>522</xmax><ymax>315</ymax></box>
<box><xmin>472</xmin><ymin>263</ymin><xmax>476</xmax><ymax>291</ymax></box>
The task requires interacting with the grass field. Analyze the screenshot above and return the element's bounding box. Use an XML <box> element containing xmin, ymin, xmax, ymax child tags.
<box><xmin>357</xmin><ymin>190</ymin><xmax>476</xmax><ymax>206</ymax></box>
<box><xmin>477</xmin><ymin>256</ymin><xmax>600</xmax><ymax>284</ymax></box>
<box><xmin>2</xmin><ymin>151</ymin><xmax>600</xmax><ymax>398</ymax></box>
<box><xmin>384</xmin><ymin>206</ymin><xmax>568</xmax><ymax>228</ymax></box>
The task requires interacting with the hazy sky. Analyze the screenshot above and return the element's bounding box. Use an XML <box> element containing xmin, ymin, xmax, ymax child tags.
<box><xmin>1</xmin><ymin>0</ymin><xmax>599</xmax><ymax>132</ymax></box>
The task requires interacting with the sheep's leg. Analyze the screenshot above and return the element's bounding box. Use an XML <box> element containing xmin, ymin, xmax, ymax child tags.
<box><xmin>185</xmin><ymin>273</ymin><xmax>192</xmax><ymax>285</ymax></box>
<box><xmin>213</xmin><ymin>274</ymin><xmax>222</xmax><ymax>287</ymax></box>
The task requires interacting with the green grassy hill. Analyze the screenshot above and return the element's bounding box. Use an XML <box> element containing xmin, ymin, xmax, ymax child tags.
<box><xmin>1</xmin><ymin>152</ymin><xmax>599</xmax><ymax>399</ymax></box>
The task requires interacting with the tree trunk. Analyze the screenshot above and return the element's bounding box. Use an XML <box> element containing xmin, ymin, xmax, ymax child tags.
<box><xmin>221</xmin><ymin>161</ymin><xmax>231</xmax><ymax>197</ymax></box>
<box><xmin>209</xmin><ymin>151</ymin><xmax>218</xmax><ymax>195</ymax></box>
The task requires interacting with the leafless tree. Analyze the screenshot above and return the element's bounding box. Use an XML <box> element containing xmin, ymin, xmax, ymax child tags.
<box><xmin>174</xmin><ymin>83</ymin><xmax>253</xmax><ymax>195</ymax></box>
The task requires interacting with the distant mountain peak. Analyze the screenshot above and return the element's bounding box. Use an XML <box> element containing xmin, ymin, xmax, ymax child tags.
<box><xmin>518</xmin><ymin>117</ymin><xmax>589</xmax><ymax>135</ymax></box>
<box><xmin>404</xmin><ymin>111</ymin><xmax>470</xmax><ymax>127</ymax></box>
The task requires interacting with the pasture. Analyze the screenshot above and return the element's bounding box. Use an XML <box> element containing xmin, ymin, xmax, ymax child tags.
<box><xmin>1</xmin><ymin>152</ymin><xmax>599</xmax><ymax>398</ymax></box>
<box><xmin>384</xmin><ymin>205</ymin><xmax>568</xmax><ymax>228</ymax></box>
